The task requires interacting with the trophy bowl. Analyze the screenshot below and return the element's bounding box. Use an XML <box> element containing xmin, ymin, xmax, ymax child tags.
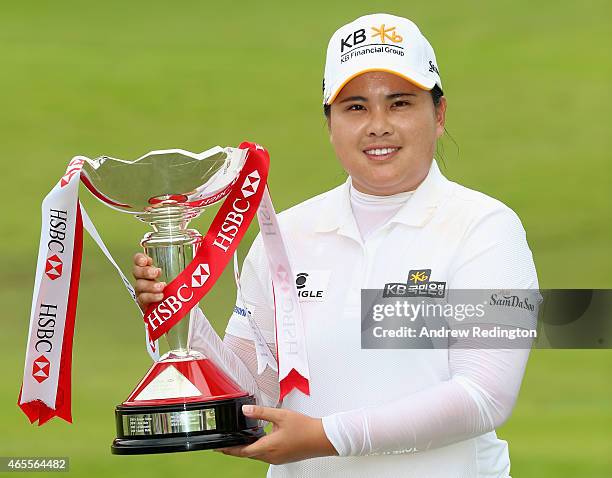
<box><xmin>81</xmin><ymin>146</ymin><xmax>265</xmax><ymax>455</ymax></box>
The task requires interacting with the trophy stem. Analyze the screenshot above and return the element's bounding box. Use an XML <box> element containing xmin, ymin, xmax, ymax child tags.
<box><xmin>137</xmin><ymin>206</ymin><xmax>203</xmax><ymax>353</ymax></box>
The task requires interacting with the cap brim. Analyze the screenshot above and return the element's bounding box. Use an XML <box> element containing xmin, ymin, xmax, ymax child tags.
<box><xmin>325</xmin><ymin>68</ymin><xmax>436</xmax><ymax>105</ymax></box>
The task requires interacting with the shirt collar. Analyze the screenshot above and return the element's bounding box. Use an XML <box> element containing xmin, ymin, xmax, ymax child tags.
<box><xmin>314</xmin><ymin>159</ymin><xmax>451</xmax><ymax>236</ymax></box>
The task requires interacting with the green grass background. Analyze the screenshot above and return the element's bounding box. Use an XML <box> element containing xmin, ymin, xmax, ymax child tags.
<box><xmin>1</xmin><ymin>0</ymin><xmax>610</xmax><ymax>476</ymax></box>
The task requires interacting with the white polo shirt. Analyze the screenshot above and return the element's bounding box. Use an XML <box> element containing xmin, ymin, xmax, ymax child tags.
<box><xmin>225</xmin><ymin>159</ymin><xmax>539</xmax><ymax>477</ymax></box>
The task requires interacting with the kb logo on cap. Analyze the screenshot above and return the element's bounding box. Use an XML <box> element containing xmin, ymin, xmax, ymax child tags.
<box><xmin>371</xmin><ymin>25</ymin><xmax>403</xmax><ymax>44</ymax></box>
<box><xmin>341</xmin><ymin>24</ymin><xmax>403</xmax><ymax>53</ymax></box>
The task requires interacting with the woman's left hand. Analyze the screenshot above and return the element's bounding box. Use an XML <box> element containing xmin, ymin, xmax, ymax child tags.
<box><xmin>214</xmin><ymin>405</ymin><xmax>338</xmax><ymax>465</ymax></box>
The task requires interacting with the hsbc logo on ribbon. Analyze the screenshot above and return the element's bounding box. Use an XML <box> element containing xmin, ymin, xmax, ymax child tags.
<box><xmin>191</xmin><ymin>264</ymin><xmax>210</xmax><ymax>288</ymax></box>
<box><xmin>45</xmin><ymin>209</ymin><xmax>68</xmax><ymax>282</ymax></box>
<box><xmin>146</xmin><ymin>282</ymin><xmax>195</xmax><ymax>333</ymax></box>
<box><xmin>212</xmin><ymin>169</ymin><xmax>262</xmax><ymax>253</ymax></box>
<box><xmin>60</xmin><ymin>158</ymin><xmax>85</xmax><ymax>188</ymax></box>
<box><xmin>32</xmin><ymin>354</ymin><xmax>50</xmax><ymax>383</ymax></box>
<box><xmin>45</xmin><ymin>254</ymin><xmax>63</xmax><ymax>280</ymax></box>
<box><xmin>241</xmin><ymin>170</ymin><xmax>260</xmax><ymax>198</ymax></box>
<box><xmin>276</xmin><ymin>264</ymin><xmax>292</xmax><ymax>293</ymax></box>
<box><xmin>144</xmin><ymin>264</ymin><xmax>213</xmax><ymax>333</ymax></box>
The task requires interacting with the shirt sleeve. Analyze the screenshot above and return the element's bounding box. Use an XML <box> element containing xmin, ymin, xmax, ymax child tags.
<box><xmin>448</xmin><ymin>206</ymin><xmax>540</xmax><ymax>290</ymax></box>
<box><xmin>224</xmin><ymin>233</ymin><xmax>276</xmax><ymax>343</ymax></box>
<box><xmin>322</xmin><ymin>205</ymin><xmax>541</xmax><ymax>457</ymax></box>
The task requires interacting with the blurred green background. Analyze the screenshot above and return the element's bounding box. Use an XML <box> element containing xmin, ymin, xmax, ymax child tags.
<box><xmin>2</xmin><ymin>0</ymin><xmax>610</xmax><ymax>476</ymax></box>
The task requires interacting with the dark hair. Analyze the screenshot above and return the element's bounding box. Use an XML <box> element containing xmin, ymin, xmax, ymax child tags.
<box><xmin>323</xmin><ymin>83</ymin><xmax>444</xmax><ymax>118</ymax></box>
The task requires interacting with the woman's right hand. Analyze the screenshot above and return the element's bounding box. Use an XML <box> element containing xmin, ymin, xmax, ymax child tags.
<box><xmin>132</xmin><ymin>253</ymin><xmax>166</xmax><ymax>313</ymax></box>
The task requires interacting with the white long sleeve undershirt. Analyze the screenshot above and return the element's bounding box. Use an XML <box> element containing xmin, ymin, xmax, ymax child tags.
<box><xmin>321</xmin><ymin>330</ymin><xmax>532</xmax><ymax>456</ymax></box>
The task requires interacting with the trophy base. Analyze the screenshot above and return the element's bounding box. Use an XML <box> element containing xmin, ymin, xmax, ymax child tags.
<box><xmin>112</xmin><ymin>354</ymin><xmax>265</xmax><ymax>455</ymax></box>
<box><xmin>112</xmin><ymin>429</ymin><xmax>264</xmax><ymax>455</ymax></box>
<box><xmin>112</xmin><ymin>395</ymin><xmax>265</xmax><ymax>455</ymax></box>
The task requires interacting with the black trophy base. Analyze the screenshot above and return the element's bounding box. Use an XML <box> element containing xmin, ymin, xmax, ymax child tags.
<box><xmin>112</xmin><ymin>395</ymin><xmax>264</xmax><ymax>455</ymax></box>
<box><xmin>111</xmin><ymin>429</ymin><xmax>264</xmax><ymax>455</ymax></box>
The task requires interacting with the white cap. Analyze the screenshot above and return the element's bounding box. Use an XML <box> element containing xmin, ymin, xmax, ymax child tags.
<box><xmin>323</xmin><ymin>13</ymin><xmax>442</xmax><ymax>105</ymax></box>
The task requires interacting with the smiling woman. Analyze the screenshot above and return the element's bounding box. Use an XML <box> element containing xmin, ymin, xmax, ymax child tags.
<box><xmin>327</xmin><ymin>72</ymin><xmax>446</xmax><ymax>196</ymax></box>
<box><xmin>133</xmin><ymin>12</ymin><xmax>541</xmax><ymax>478</ymax></box>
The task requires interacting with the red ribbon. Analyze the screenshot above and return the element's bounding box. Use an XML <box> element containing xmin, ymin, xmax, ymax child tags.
<box><xmin>143</xmin><ymin>143</ymin><xmax>269</xmax><ymax>341</ymax></box>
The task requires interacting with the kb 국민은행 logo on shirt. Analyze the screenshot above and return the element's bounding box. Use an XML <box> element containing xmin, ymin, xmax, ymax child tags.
<box><xmin>383</xmin><ymin>269</ymin><xmax>446</xmax><ymax>298</ymax></box>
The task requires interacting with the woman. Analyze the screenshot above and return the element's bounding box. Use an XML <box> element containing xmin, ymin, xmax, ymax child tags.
<box><xmin>133</xmin><ymin>13</ymin><xmax>539</xmax><ymax>477</ymax></box>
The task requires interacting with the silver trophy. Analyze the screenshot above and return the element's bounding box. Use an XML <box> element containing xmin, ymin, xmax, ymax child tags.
<box><xmin>81</xmin><ymin>146</ymin><xmax>264</xmax><ymax>455</ymax></box>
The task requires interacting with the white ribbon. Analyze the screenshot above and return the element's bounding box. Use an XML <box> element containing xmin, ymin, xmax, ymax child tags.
<box><xmin>80</xmin><ymin>207</ymin><xmax>160</xmax><ymax>361</ymax></box>
<box><xmin>257</xmin><ymin>187</ymin><xmax>310</xmax><ymax>399</ymax></box>
<box><xmin>21</xmin><ymin>158</ymin><xmax>84</xmax><ymax>410</ymax></box>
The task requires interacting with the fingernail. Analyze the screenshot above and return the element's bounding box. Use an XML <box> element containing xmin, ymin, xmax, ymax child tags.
<box><xmin>155</xmin><ymin>282</ymin><xmax>165</xmax><ymax>290</ymax></box>
<box><xmin>242</xmin><ymin>405</ymin><xmax>254</xmax><ymax>414</ymax></box>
